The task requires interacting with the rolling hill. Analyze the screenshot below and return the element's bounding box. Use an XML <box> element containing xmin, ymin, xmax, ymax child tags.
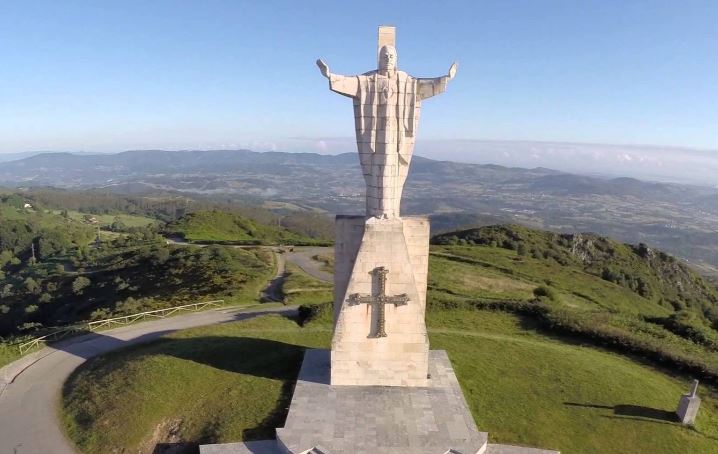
<box><xmin>1</xmin><ymin>149</ymin><xmax>718</xmax><ymax>272</ymax></box>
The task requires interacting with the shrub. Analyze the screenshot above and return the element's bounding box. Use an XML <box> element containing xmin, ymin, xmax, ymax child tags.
<box><xmin>298</xmin><ymin>302</ymin><xmax>332</xmax><ymax>325</ymax></box>
<box><xmin>533</xmin><ymin>286</ymin><xmax>557</xmax><ymax>301</ymax></box>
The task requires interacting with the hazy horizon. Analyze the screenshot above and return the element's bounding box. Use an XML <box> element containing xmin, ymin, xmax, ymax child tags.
<box><xmin>2</xmin><ymin>1</ymin><xmax>716</xmax><ymax>186</ymax></box>
<box><xmin>2</xmin><ymin>139</ymin><xmax>716</xmax><ymax>188</ymax></box>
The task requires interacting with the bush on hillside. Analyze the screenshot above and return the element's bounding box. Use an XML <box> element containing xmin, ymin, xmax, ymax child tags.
<box><xmin>533</xmin><ymin>286</ymin><xmax>557</xmax><ymax>301</ymax></box>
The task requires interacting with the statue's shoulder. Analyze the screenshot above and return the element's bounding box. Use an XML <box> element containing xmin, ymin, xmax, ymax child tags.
<box><xmin>361</xmin><ymin>70</ymin><xmax>378</xmax><ymax>77</ymax></box>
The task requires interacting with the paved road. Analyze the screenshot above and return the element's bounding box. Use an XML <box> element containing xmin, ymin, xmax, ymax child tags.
<box><xmin>0</xmin><ymin>305</ymin><xmax>297</xmax><ymax>454</ymax></box>
<box><xmin>164</xmin><ymin>238</ymin><xmax>333</xmax><ymax>284</ymax></box>
<box><xmin>285</xmin><ymin>247</ymin><xmax>333</xmax><ymax>283</ymax></box>
<box><xmin>261</xmin><ymin>252</ymin><xmax>287</xmax><ymax>302</ymax></box>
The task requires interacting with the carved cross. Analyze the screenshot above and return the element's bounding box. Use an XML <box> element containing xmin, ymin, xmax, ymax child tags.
<box><xmin>347</xmin><ymin>266</ymin><xmax>409</xmax><ymax>338</ymax></box>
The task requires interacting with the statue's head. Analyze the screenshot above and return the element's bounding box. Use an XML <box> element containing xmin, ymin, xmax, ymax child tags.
<box><xmin>379</xmin><ymin>45</ymin><xmax>397</xmax><ymax>72</ymax></box>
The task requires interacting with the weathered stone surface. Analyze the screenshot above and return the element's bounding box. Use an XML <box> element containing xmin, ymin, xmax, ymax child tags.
<box><xmin>200</xmin><ymin>440</ymin><xmax>281</xmax><ymax>454</ymax></box>
<box><xmin>317</xmin><ymin>28</ymin><xmax>455</xmax><ymax>219</ymax></box>
<box><xmin>276</xmin><ymin>349</ymin><xmax>489</xmax><ymax>454</ymax></box>
<box><xmin>201</xmin><ymin>25</ymin><xmax>560</xmax><ymax>454</ymax></box>
<box><xmin>676</xmin><ymin>379</ymin><xmax>701</xmax><ymax>424</ymax></box>
<box><xmin>332</xmin><ymin>216</ymin><xmax>430</xmax><ymax>386</ymax></box>
<box><xmin>487</xmin><ymin>444</ymin><xmax>560</xmax><ymax>454</ymax></box>
<box><xmin>677</xmin><ymin>395</ymin><xmax>701</xmax><ymax>425</ymax></box>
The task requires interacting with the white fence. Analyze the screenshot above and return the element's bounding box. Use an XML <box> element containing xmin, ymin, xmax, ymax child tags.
<box><xmin>17</xmin><ymin>300</ymin><xmax>224</xmax><ymax>354</ymax></box>
<box><xmin>17</xmin><ymin>326</ymin><xmax>84</xmax><ymax>354</ymax></box>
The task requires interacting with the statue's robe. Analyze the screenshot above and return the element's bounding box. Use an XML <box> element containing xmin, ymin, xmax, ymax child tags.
<box><xmin>328</xmin><ymin>70</ymin><xmax>449</xmax><ymax>218</ymax></box>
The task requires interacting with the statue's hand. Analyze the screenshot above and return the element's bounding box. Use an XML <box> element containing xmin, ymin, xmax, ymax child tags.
<box><xmin>316</xmin><ymin>59</ymin><xmax>330</xmax><ymax>78</ymax></box>
<box><xmin>448</xmin><ymin>62</ymin><xmax>458</xmax><ymax>80</ymax></box>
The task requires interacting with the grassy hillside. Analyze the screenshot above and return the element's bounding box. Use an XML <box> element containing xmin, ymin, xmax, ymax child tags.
<box><xmin>280</xmin><ymin>262</ymin><xmax>332</xmax><ymax>306</ymax></box>
<box><xmin>0</xmin><ymin>231</ymin><xmax>273</xmax><ymax>336</ymax></box>
<box><xmin>166</xmin><ymin>209</ymin><xmax>329</xmax><ymax>245</ymax></box>
<box><xmin>52</xmin><ymin>209</ymin><xmax>158</xmax><ymax>229</ymax></box>
<box><xmin>62</xmin><ymin>311</ymin><xmax>718</xmax><ymax>454</ymax></box>
<box><xmin>430</xmin><ymin>225</ymin><xmax>718</xmax><ymax>382</ymax></box>
<box><xmin>433</xmin><ymin>224</ymin><xmax>718</xmax><ymax>317</ymax></box>
<box><xmin>60</xmin><ymin>229</ymin><xmax>718</xmax><ymax>453</ymax></box>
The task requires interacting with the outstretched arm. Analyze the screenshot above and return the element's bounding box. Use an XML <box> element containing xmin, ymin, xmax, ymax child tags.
<box><xmin>316</xmin><ymin>59</ymin><xmax>359</xmax><ymax>98</ymax></box>
<box><xmin>417</xmin><ymin>62</ymin><xmax>457</xmax><ymax>100</ymax></box>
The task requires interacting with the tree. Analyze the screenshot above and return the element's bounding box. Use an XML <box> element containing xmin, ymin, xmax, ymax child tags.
<box><xmin>110</xmin><ymin>217</ymin><xmax>127</xmax><ymax>232</ymax></box>
<box><xmin>24</xmin><ymin>277</ymin><xmax>40</xmax><ymax>295</ymax></box>
<box><xmin>72</xmin><ymin>276</ymin><xmax>91</xmax><ymax>295</ymax></box>
<box><xmin>1</xmin><ymin>284</ymin><xmax>13</xmax><ymax>298</ymax></box>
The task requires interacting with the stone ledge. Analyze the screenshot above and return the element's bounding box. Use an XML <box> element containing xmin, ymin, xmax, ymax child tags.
<box><xmin>200</xmin><ymin>440</ymin><xmax>280</xmax><ymax>454</ymax></box>
<box><xmin>276</xmin><ymin>349</ymin><xmax>488</xmax><ymax>454</ymax></box>
<box><xmin>200</xmin><ymin>350</ymin><xmax>560</xmax><ymax>454</ymax></box>
<box><xmin>487</xmin><ymin>444</ymin><xmax>559</xmax><ymax>454</ymax></box>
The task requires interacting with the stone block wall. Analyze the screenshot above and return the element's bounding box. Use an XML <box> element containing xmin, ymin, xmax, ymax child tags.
<box><xmin>331</xmin><ymin>216</ymin><xmax>430</xmax><ymax>386</ymax></box>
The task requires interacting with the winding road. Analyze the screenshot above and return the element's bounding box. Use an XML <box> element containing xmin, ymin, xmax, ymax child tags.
<box><xmin>0</xmin><ymin>246</ymin><xmax>333</xmax><ymax>454</ymax></box>
<box><xmin>0</xmin><ymin>305</ymin><xmax>299</xmax><ymax>454</ymax></box>
<box><xmin>285</xmin><ymin>247</ymin><xmax>333</xmax><ymax>283</ymax></box>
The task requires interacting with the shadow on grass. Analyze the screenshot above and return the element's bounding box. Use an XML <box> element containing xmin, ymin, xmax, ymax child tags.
<box><xmin>63</xmin><ymin>334</ymin><xmax>306</xmax><ymax>452</ymax></box>
<box><xmin>152</xmin><ymin>442</ymin><xmax>196</xmax><ymax>454</ymax></box>
<box><xmin>161</xmin><ymin>336</ymin><xmax>304</xmax><ymax>445</ymax></box>
<box><xmin>49</xmin><ymin>307</ymin><xmax>298</xmax><ymax>361</ymax></box>
<box><xmin>564</xmin><ymin>401</ymin><xmax>679</xmax><ymax>423</ymax></box>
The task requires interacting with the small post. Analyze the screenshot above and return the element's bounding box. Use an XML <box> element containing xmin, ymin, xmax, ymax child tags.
<box><xmin>676</xmin><ymin>379</ymin><xmax>701</xmax><ymax>424</ymax></box>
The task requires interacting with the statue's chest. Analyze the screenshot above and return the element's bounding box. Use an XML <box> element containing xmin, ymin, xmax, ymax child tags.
<box><xmin>375</xmin><ymin>77</ymin><xmax>400</xmax><ymax>105</ymax></box>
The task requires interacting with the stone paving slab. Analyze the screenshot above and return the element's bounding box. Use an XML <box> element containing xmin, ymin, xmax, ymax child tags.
<box><xmin>275</xmin><ymin>349</ymin><xmax>488</xmax><ymax>454</ymax></box>
<box><xmin>487</xmin><ymin>444</ymin><xmax>560</xmax><ymax>454</ymax></box>
<box><xmin>201</xmin><ymin>440</ymin><xmax>281</xmax><ymax>454</ymax></box>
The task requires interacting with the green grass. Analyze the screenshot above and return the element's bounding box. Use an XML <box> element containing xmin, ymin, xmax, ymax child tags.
<box><xmin>431</xmin><ymin>246</ymin><xmax>669</xmax><ymax>316</ymax></box>
<box><xmin>61</xmin><ymin>310</ymin><xmax>718</xmax><ymax>453</ymax></box>
<box><xmin>280</xmin><ymin>262</ymin><xmax>332</xmax><ymax>306</ymax></box>
<box><xmin>165</xmin><ymin>209</ymin><xmax>321</xmax><ymax>245</ymax></box>
<box><xmin>0</xmin><ymin>341</ymin><xmax>21</xmax><ymax>369</ymax></box>
<box><xmin>428</xmin><ymin>244</ymin><xmax>718</xmax><ymax>381</ymax></box>
<box><xmin>53</xmin><ymin>210</ymin><xmax>158</xmax><ymax>228</ymax></box>
<box><xmin>61</xmin><ymin>315</ymin><xmax>331</xmax><ymax>453</ymax></box>
<box><xmin>311</xmin><ymin>253</ymin><xmax>334</xmax><ymax>273</ymax></box>
<box><xmin>427</xmin><ymin>309</ymin><xmax>718</xmax><ymax>453</ymax></box>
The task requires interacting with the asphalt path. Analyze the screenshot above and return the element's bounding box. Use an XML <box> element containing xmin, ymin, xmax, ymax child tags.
<box><xmin>0</xmin><ymin>305</ymin><xmax>297</xmax><ymax>454</ymax></box>
<box><xmin>285</xmin><ymin>247</ymin><xmax>333</xmax><ymax>283</ymax></box>
<box><xmin>164</xmin><ymin>238</ymin><xmax>333</xmax><ymax>284</ymax></box>
<box><xmin>261</xmin><ymin>251</ymin><xmax>287</xmax><ymax>302</ymax></box>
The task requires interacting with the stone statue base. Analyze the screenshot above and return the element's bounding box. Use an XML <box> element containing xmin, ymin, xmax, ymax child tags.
<box><xmin>332</xmin><ymin>215</ymin><xmax>430</xmax><ymax>386</ymax></box>
<box><xmin>200</xmin><ymin>350</ymin><xmax>560</xmax><ymax>454</ymax></box>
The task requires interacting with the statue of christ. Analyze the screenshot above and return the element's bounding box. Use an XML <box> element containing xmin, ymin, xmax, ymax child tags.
<box><xmin>317</xmin><ymin>31</ymin><xmax>456</xmax><ymax>219</ymax></box>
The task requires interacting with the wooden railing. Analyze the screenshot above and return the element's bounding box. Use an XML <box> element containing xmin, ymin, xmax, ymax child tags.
<box><xmin>17</xmin><ymin>326</ymin><xmax>84</xmax><ymax>354</ymax></box>
<box><xmin>17</xmin><ymin>300</ymin><xmax>224</xmax><ymax>354</ymax></box>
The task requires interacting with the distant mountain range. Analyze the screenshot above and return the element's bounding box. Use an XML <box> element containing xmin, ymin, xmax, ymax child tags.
<box><xmin>1</xmin><ymin>149</ymin><xmax>717</xmax><ymax>273</ymax></box>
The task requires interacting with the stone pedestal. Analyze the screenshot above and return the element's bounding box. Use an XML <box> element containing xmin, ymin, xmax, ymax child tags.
<box><xmin>200</xmin><ymin>350</ymin><xmax>560</xmax><ymax>454</ymax></box>
<box><xmin>332</xmin><ymin>215</ymin><xmax>430</xmax><ymax>386</ymax></box>
<box><xmin>277</xmin><ymin>349</ymin><xmax>488</xmax><ymax>454</ymax></box>
<box><xmin>676</xmin><ymin>394</ymin><xmax>701</xmax><ymax>424</ymax></box>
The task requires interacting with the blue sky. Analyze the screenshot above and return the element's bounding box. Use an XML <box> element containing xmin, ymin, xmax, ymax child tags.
<box><xmin>0</xmin><ymin>0</ymin><xmax>717</xmax><ymax>180</ymax></box>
